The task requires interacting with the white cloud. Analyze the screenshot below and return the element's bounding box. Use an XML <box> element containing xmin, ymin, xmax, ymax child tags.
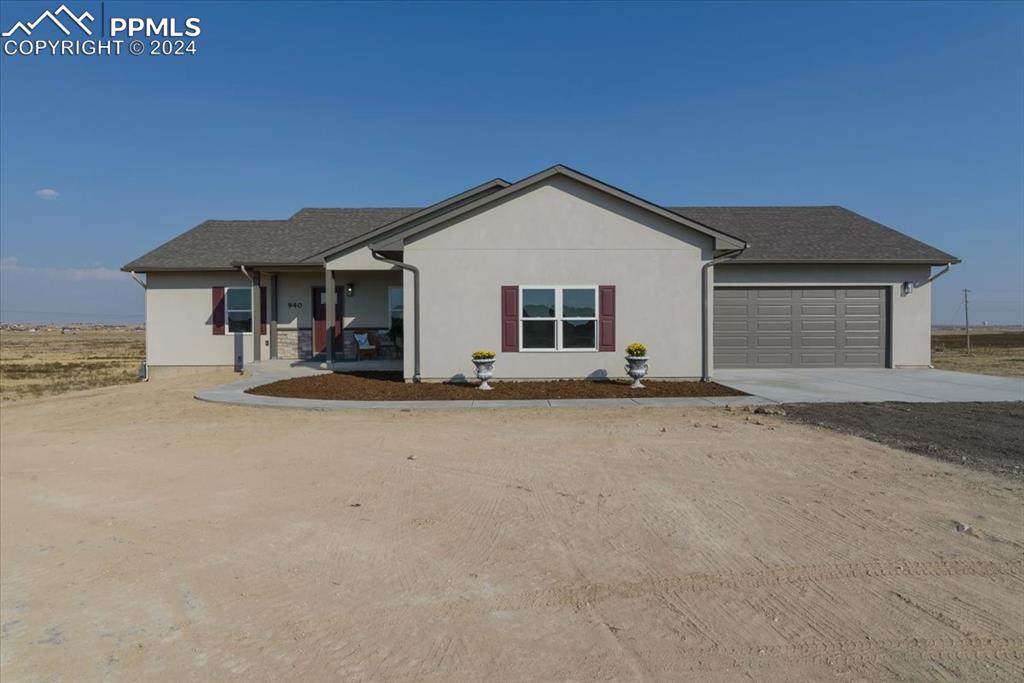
<box><xmin>0</xmin><ymin>256</ymin><xmax>127</xmax><ymax>282</ymax></box>
<box><xmin>34</xmin><ymin>188</ymin><xmax>59</xmax><ymax>200</ymax></box>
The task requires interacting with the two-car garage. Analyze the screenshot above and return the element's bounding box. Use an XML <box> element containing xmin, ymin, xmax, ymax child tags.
<box><xmin>713</xmin><ymin>287</ymin><xmax>889</xmax><ymax>368</ymax></box>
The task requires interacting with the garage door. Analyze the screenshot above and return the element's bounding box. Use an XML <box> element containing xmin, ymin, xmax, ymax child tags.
<box><xmin>714</xmin><ymin>287</ymin><xmax>888</xmax><ymax>368</ymax></box>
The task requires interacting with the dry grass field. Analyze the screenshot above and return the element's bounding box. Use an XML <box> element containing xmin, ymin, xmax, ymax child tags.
<box><xmin>0</xmin><ymin>326</ymin><xmax>144</xmax><ymax>402</ymax></box>
<box><xmin>931</xmin><ymin>329</ymin><xmax>1024</xmax><ymax>378</ymax></box>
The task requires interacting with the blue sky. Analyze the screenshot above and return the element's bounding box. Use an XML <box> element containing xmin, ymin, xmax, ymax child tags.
<box><xmin>1</xmin><ymin>0</ymin><xmax>1021</xmax><ymax>325</ymax></box>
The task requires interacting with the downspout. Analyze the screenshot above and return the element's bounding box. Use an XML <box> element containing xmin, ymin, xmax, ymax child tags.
<box><xmin>239</xmin><ymin>265</ymin><xmax>262</xmax><ymax>364</ymax></box>
<box><xmin>916</xmin><ymin>263</ymin><xmax>953</xmax><ymax>368</ymax></box>
<box><xmin>370</xmin><ymin>249</ymin><xmax>421</xmax><ymax>382</ymax></box>
<box><xmin>701</xmin><ymin>247</ymin><xmax>747</xmax><ymax>382</ymax></box>
<box><xmin>129</xmin><ymin>271</ymin><xmax>148</xmax><ymax>381</ymax></box>
<box><xmin>917</xmin><ymin>262</ymin><xmax>953</xmax><ymax>288</ymax></box>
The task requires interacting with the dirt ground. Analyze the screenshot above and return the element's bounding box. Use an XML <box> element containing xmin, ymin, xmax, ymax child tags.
<box><xmin>784</xmin><ymin>402</ymin><xmax>1024</xmax><ymax>477</ymax></box>
<box><xmin>931</xmin><ymin>330</ymin><xmax>1024</xmax><ymax>378</ymax></box>
<box><xmin>0</xmin><ymin>326</ymin><xmax>144</xmax><ymax>402</ymax></box>
<box><xmin>1</xmin><ymin>374</ymin><xmax>1022</xmax><ymax>682</ymax></box>
<box><xmin>248</xmin><ymin>372</ymin><xmax>743</xmax><ymax>400</ymax></box>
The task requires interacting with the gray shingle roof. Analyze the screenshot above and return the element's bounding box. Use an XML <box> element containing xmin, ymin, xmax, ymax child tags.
<box><xmin>123</xmin><ymin>202</ymin><xmax>957</xmax><ymax>271</ymax></box>
<box><xmin>123</xmin><ymin>209</ymin><xmax>417</xmax><ymax>271</ymax></box>
<box><xmin>671</xmin><ymin>206</ymin><xmax>958</xmax><ymax>264</ymax></box>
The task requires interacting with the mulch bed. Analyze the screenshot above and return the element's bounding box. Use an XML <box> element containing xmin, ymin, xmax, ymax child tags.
<box><xmin>246</xmin><ymin>372</ymin><xmax>745</xmax><ymax>401</ymax></box>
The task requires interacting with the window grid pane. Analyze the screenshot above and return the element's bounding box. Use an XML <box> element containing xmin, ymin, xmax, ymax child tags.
<box><xmin>562</xmin><ymin>289</ymin><xmax>596</xmax><ymax>318</ymax></box>
<box><xmin>562</xmin><ymin>320</ymin><xmax>596</xmax><ymax>349</ymax></box>
<box><xmin>522</xmin><ymin>289</ymin><xmax>555</xmax><ymax>318</ymax></box>
<box><xmin>522</xmin><ymin>320</ymin><xmax>556</xmax><ymax>349</ymax></box>
<box><xmin>226</xmin><ymin>288</ymin><xmax>251</xmax><ymax>310</ymax></box>
<box><xmin>227</xmin><ymin>311</ymin><xmax>252</xmax><ymax>333</ymax></box>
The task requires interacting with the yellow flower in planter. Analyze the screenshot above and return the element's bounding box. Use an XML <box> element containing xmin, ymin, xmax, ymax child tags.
<box><xmin>625</xmin><ymin>342</ymin><xmax>647</xmax><ymax>357</ymax></box>
<box><xmin>472</xmin><ymin>350</ymin><xmax>496</xmax><ymax>360</ymax></box>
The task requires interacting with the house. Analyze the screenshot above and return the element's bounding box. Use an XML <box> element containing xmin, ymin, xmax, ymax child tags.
<box><xmin>122</xmin><ymin>165</ymin><xmax>958</xmax><ymax>381</ymax></box>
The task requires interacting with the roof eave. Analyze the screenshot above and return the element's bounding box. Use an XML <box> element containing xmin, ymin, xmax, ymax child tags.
<box><xmin>720</xmin><ymin>258</ymin><xmax>961</xmax><ymax>265</ymax></box>
<box><xmin>120</xmin><ymin>265</ymin><xmax>242</xmax><ymax>273</ymax></box>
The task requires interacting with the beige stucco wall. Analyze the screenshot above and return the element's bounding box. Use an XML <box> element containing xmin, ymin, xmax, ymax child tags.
<box><xmin>402</xmin><ymin>175</ymin><xmax>714</xmax><ymax>380</ymax></box>
<box><xmin>146</xmin><ymin>271</ymin><xmax>257</xmax><ymax>368</ymax></box>
<box><xmin>713</xmin><ymin>264</ymin><xmax>934</xmax><ymax>367</ymax></box>
<box><xmin>145</xmin><ymin>269</ymin><xmax>403</xmax><ymax>369</ymax></box>
<box><xmin>274</xmin><ymin>271</ymin><xmax>321</xmax><ymax>330</ymax></box>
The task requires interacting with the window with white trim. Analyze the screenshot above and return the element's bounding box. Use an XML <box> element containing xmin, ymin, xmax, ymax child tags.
<box><xmin>520</xmin><ymin>286</ymin><xmax>597</xmax><ymax>351</ymax></box>
<box><xmin>225</xmin><ymin>287</ymin><xmax>252</xmax><ymax>333</ymax></box>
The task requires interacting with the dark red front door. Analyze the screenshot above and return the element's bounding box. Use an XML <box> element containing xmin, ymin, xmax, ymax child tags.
<box><xmin>312</xmin><ymin>286</ymin><xmax>344</xmax><ymax>355</ymax></box>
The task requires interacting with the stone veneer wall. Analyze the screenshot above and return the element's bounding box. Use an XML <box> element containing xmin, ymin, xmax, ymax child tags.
<box><xmin>276</xmin><ymin>328</ymin><xmax>314</xmax><ymax>360</ymax></box>
<box><xmin>277</xmin><ymin>329</ymin><xmax>298</xmax><ymax>359</ymax></box>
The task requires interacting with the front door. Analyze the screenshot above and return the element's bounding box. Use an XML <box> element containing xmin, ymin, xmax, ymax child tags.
<box><xmin>312</xmin><ymin>286</ymin><xmax>344</xmax><ymax>355</ymax></box>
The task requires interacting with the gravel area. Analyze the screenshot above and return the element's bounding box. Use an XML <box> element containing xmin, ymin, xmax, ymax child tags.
<box><xmin>784</xmin><ymin>401</ymin><xmax>1024</xmax><ymax>476</ymax></box>
<box><xmin>246</xmin><ymin>371</ymin><xmax>745</xmax><ymax>400</ymax></box>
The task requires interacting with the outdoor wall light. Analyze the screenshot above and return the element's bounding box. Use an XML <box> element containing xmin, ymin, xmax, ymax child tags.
<box><xmin>345</xmin><ymin>283</ymin><xmax>355</xmax><ymax>297</ymax></box>
<box><xmin>902</xmin><ymin>281</ymin><xmax>914</xmax><ymax>296</ymax></box>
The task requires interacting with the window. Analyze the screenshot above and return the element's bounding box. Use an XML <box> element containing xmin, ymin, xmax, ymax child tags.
<box><xmin>388</xmin><ymin>286</ymin><xmax>403</xmax><ymax>329</ymax></box>
<box><xmin>225</xmin><ymin>287</ymin><xmax>252</xmax><ymax>333</ymax></box>
<box><xmin>520</xmin><ymin>286</ymin><xmax>597</xmax><ymax>351</ymax></box>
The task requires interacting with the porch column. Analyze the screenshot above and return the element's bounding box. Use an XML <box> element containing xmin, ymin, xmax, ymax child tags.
<box><xmin>252</xmin><ymin>271</ymin><xmax>262</xmax><ymax>362</ymax></box>
<box><xmin>269</xmin><ymin>273</ymin><xmax>278</xmax><ymax>359</ymax></box>
<box><xmin>324</xmin><ymin>269</ymin><xmax>336</xmax><ymax>370</ymax></box>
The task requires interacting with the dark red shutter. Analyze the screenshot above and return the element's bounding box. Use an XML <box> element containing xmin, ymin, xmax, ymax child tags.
<box><xmin>501</xmin><ymin>285</ymin><xmax>518</xmax><ymax>352</ymax></box>
<box><xmin>598</xmin><ymin>285</ymin><xmax>615</xmax><ymax>352</ymax></box>
<box><xmin>212</xmin><ymin>286</ymin><xmax>225</xmax><ymax>335</ymax></box>
<box><xmin>260</xmin><ymin>286</ymin><xmax>268</xmax><ymax>334</ymax></box>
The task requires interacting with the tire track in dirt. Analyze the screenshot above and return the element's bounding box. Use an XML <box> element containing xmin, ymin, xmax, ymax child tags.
<box><xmin>477</xmin><ymin>558</ymin><xmax>1022</xmax><ymax>615</ymax></box>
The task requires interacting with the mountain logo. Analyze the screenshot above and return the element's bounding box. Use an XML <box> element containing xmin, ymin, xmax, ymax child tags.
<box><xmin>2</xmin><ymin>4</ymin><xmax>95</xmax><ymax>37</ymax></box>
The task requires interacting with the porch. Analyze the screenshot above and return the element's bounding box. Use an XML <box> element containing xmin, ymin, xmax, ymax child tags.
<box><xmin>245</xmin><ymin>266</ymin><xmax>405</xmax><ymax>370</ymax></box>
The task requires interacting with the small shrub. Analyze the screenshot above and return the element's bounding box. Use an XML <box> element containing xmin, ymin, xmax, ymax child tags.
<box><xmin>626</xmin><ymin>342</ymin><xmax>647</xmax><ymax>357</ymax></box>
<box><xmin>472</xmin><ymin>349</ymin><xmax>496</xmax><ymax>360</ymax></box>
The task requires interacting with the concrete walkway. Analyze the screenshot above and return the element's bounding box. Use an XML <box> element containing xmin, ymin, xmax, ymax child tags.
<box><xmin>714</xmin><ymin>367</ymin><xmax>1024</xmax><ymax>404</ymax></box>
<box><xmin>194</xmin><ymin>361</ymin><xmax>771</xmax><ymax>410</ymax></box>
<box><xmin>195</xmin><ymin>362</ymin><xmax>1023</xmax><ymax>411</ymax></box>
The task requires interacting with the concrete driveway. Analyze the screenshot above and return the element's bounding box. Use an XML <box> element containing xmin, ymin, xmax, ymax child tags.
<box><xmin>714</xmin><ymin>367</ymin><xmax>1024</xmax><ymax>403</ymax></box>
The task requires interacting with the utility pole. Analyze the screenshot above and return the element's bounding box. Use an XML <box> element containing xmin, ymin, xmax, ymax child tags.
<box><xmin>963</xmin><ymin>288</ymin><xmax>971</xmax><ymax>355</ymax></box>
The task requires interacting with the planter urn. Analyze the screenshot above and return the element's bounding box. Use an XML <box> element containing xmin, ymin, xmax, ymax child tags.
<box><xmin>473</xmin><ymin>358</ymin><xmax>496</xmax><ymax>390</ymax></box>
<box><xmin>624</xmin><ymin>356</ymin><xmax>649</xmax><ymax>389</ymax></box>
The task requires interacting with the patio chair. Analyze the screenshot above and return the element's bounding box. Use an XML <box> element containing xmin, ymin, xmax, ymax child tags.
<box><xmin>355</xmin><ymin>332</ymin><xmax>377</xmax><ymax>360</ymax></box>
